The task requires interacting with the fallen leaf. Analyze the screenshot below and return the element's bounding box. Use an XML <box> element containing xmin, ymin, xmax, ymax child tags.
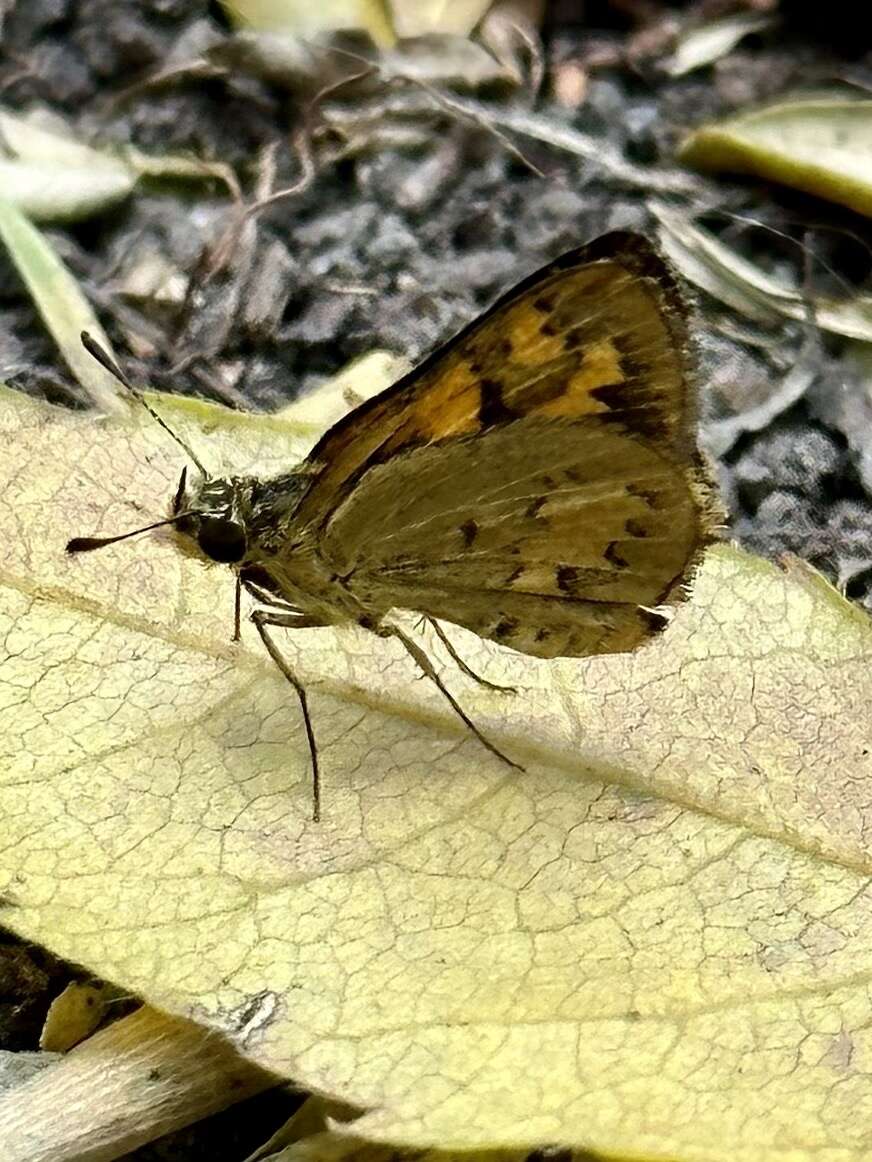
<box><xmin>39</xmin><ymin>982</ymin><xmax>107</xmax><ymax>1053</ymax></box>
<box><xmin>1</xmin><ymin>384</ymin><xmax>871</xmax><ymax>1159</ymax></box>
<box><xmin>243</xmin><ymin>1094</ymin><xmax>363</xmax><ymax>1161</ymax></box>
<box><xmin>276</xmin><ymin>350</ymin><xmax>412</xmax><ymax>427</ymax></box>
<box><xmin>0</xmin><ymin>106</ymin><xmax>137</xmax><ymax>222</ymax></box>
<box><xmin>666</xmin><ymin>12</ymin><xmax>775</xmax><ymax>76</ymax></box>
<box><xmin>652</xmin><ymin>202</ymin><xmax>872</xmax><ymax>341</ymax></box>
<box><xmin>679</xmin><ymin>90</ymin><xmax>872</xmax><ymax>218</ymax></box>
<box><xmin>255</xmin><ymin>1135</ymin><xmax>534</xmax><ymax>1161</ymax></box>
<box><xmin>0</xmin><ymin>1005</ymin><xmax>276</xmax><ymax>1160</ymax></box>
<box><xmin>0</xmin><ymin>106</ymin><xmax>237</xmax><ymax>221</ymax></box>
<box><xmin>0</xmin><ymin>197</ymin><xmax>124</xmax><ymax>412</ymax></box>
<box><xmin>220</xmin><ymin>0</ymin><xmax>396</xmax><ymax>47</ymax></box>
<box><xmin>389</xmin><ymin>0</ymin><xmax>493</xmax><ymax>38</ymax></box>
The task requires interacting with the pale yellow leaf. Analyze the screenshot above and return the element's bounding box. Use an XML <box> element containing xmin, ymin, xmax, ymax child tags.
<box><xmin>389</xmin><ymin>0</ymin><xmax>493</xmax><ymax>38</ymax></box>
<box><xmin>666</xmin><ymin>13</ymin><xmax>775</xmax><ymax>77</ymax></box>
<box><xmin>1</xmin><ymin>385</ymin><xmax>871</xmax><ymax>1159</ymax></box>
<box><xmin>39</xmin><ymin>982</ymin><xmax>106</xmax><ymax>1052</ymax></box>
<box><xmin>220</xmin><ymin>0</ymin><xmax>396</xmax><ymax>47</ymax></box>
<box><xmin>679</xmin><ymin>91</ymin><xmax>872</xmax><ymax>218</ymax></box>
<box><xmin>0</xmin><ymin>198</ymin><xmax>123</xmax><ymax>412</ymax></box>
<box><xmin>275</xmin><ymin>350</ymin><xmax>412</xmax><ymax>426</ymax></box>
<box><xmin>258</xmin><ymin>1134</ymin><xmax>537</xmax><ymax>1162</ymax></box>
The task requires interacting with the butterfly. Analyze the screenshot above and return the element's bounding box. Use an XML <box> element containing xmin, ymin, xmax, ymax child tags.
<box><xmin>68</xmin><ymin>231</ymin><xmax>720</xmax><ymax>821</ymax></box>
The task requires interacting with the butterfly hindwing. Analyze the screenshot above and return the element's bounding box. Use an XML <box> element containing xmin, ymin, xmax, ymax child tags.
<box><xmin>319</xmin><ymin>420</ymin><xmax>709</xmax><ymax>657</ymax></box>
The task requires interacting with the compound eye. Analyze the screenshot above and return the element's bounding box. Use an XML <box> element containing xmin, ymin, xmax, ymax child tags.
<box><xmin>197</xmin><ymin>517</ymin><xmax>246</xmax><ymax>563</ymax></box>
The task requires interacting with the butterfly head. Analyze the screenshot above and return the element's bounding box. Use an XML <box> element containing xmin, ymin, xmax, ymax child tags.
<box><xmin>65</xmin><ymin>332</ymin><xmax>254</xmax><ymax>566</ymax></box>
<box><xmin>65</xmin><ymin>464</ymin><xmax>252</xmax><ymax>565</ymax></box>
<box><xmin>170</xmin><ymin>467</ymin><xmax>248</xmax><ymax>565</ymax></box>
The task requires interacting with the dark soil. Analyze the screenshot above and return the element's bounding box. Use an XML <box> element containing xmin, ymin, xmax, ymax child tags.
<box><xmin>2</xmin><ymin>1</ymin><xmax>872</xmax><ymax>1158</ymax></box>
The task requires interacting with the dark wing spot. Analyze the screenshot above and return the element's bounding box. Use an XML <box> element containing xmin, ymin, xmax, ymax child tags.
<box><xmin>525</xmin><ymin>496</ymin><xmax>546</xmax><ymax>519</ymax></box>
<box><xmin>562</xmin><ymin>329</ymin><xmax>583</xmax><ymax>350</ymax></box>
<box><xmin>479</xmin><ymin>377</ymin><xmax>515</xmax><ymax>426</ymax></box>
<box><xmin>556</xmin><ymin>564</ymin><xmax>582</xmax><ymax>594</ymax></box>
<box><xmin>639</xmin><ymin>607</ymin><xmax>670</xmax><ymax>634</ymax></box>
<box><xmin>591</xmin><ymin>379</ymin><xmax>670</xmax><ymax>442</ymax></box>
<box><xmin>534</xmin><ymin>627</ymin><xmax>551</xmax><ymax>642</ymax></box>
<box><xmin>533</xmin><ymin>293</ymin><xmax>556</xmax><ymax>313</ymax></box>
<box><xmin>497</xmin><ymin>337</ymin><xmax>514</xmax><ymax>359</ymax></box>
<box><xmin>494</xmin><ymin>616</ymin><xmax>520</xmax><ymax>641</ymax></box>
<box><xmin>611</xmin><ymin>335</ymin><xmax>653</xmax><ymax>383</ymax></box>
<box><xmin>540</xmin><ymin>318</ymin><xmax>559</xmax><ymax>337</ymax></box>
<box><xmin>625</xmin><ymin>518</ymin><xmax>650</xmax><ymax>538</ymax></box>
<box><xmin>556</xmin><ymin>563</ymin><xmax>617</xmax><ymax>595</ymax></box>
<box><xmin>512</xmin><ymin>364</ymin><xmax>573</xmax><ymax>410</ymax></box>
<box><xmin>604</xmin><ymin>540</ymin><xmax>629</xmax><ymax>569</ymax></box>
<box><xmin>459</xmin><ymin>519</ymin><xmax>479</xmax><ymax>548</ymax></box>
<box><xmin>627</xmin><ymin>484</ymin><xmax>661</xmax><ymax>507</ymax></box>
<box><xmin>506</xmin><ymin>564</ymin><xmax>525</xmax><ymax>584</ymax></box>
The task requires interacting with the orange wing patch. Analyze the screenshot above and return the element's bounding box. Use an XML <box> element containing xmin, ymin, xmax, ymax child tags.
<box><xmin>535</xmin><ymin>338</ymin><xmax>624</xmax><ymax>419</ymax></box>
<box><xmin>409</xmin><ymin>359</ymin><xmax>482</xmax><ymax>441</ymax></box>
<box><xmin>294</xmin><ymin>232</ymin><xmax>695</xmax><ymax>532</ymax></box>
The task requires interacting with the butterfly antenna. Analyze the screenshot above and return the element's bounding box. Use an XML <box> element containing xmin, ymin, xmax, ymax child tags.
<box><xmin>81</xmin><ymin>331</ymin><xmax>208</xmax><ymax>476</ymax></box>
<box><xmin>66</xmin><ymin>510</ymin><xmax>199</xmax><ymax>554</ymax></box>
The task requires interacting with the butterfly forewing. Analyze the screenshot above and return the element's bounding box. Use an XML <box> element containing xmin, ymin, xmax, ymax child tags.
<box><xmin>286</xmin><ymin>231</ymin><xmax>718</xmax><ymax>658</ymax></box>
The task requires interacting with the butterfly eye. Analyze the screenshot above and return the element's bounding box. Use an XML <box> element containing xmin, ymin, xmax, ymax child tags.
<box><xmin>197</xmin><ymin>516</ymin><xmax>246</xmax><ymax>563</ymax></box>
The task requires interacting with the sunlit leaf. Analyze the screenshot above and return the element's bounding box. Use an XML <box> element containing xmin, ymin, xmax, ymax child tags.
<box><xmin>0</xmin><ymin>383</ymin><xmax>870</xmax><ymax>1159</ymax></box>
<box><xmin>220</xmin><ymin>0</ymin><xmax>396</xmax><ymax>47</ymax></box>
<box><xmin>276</xmin><ymin>350</ymin><xmax>412</xmax><ymax>426</ymax></box>
<box><xmin>679</xmin><ymin>91</ymin><xmax>872</xmax><ymax>217</ymax></box>
<box><xmin>39</xmin><ymin>983</ymin><xmax>106</xmax><ymax>1053</ymax></box>
<box><xmin>389</xmin><ymin>0</ymin><xmax>493</xmax><ymax>38</ymax></box>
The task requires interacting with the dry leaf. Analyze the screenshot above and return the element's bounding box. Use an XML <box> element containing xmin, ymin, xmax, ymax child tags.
<box><xmin>679</xmin><ymin>91</ymin><xmax>872</xmax><ymax>218</ymax></box>
<box><xmin>0</xmin><ymin>197</ymin><xmax>124</xmax><ymax>412</ymax></box>
<box><xmin>389</xmin><ymin>0</ymin><xmax>493</xmax><ymax>38</ymax></box>
<box><xmin>652</xmin><ymin>202</ymin><xmax>872</xmax><ymax>341</ymax></box>
<box><xmin>256</xmin><ymin>1136</ymin><xmax>536</xmax><ymax>1161</ymax></box>
<box><xmin>1</xmin><ymin>383</ymin><xmax>871</xmax><ymax>1160</ymax></box>
<box><xmin>0</xmin><ymin>108</ymin><xmax>236</xmax><ymax>221</ymax></box>
<box><xmin>276</xmin><ymin>351</ymin><xmax>412</xmax><ymax>426</ymax></box>
<box><xmin>39</xmin><ymin>982</ymin><xmax>106</xmax><ymax>1052</ymax></box>
<box><xmin>666</xmin><ymin>12</ymin><xmax>775</xmax><ymax>76</ymax></box>
<box><xmin>0</xmin><ymin>1006</ymin><xmax>276</xmax><ymax>1160</ymax></box>
<box><xmin>220</xmin><ymin>0</ymin><xmax>396</xmax><ymax>47</ymax></box>
<box><xmin>0</xmin><ymin>107</ymin><xmax>136</xmax><ymax>222</ymax></box>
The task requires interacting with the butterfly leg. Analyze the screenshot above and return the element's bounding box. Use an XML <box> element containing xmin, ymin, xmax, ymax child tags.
<box><xmin>251</xmin><ymin>608</ymin><xmax>328</xmax><ymax>823</ymax></box>
<box><xmin>425</xmin><ymin>617</ymin><xmax>517</xmax><ymax>694</ymax></box>
<box><xmin>375</xmin><ymin>621</ymin><xmax>524</xmax><ymax>773</ymax></box>
<box><xmin>233</xmin><ymin>574</ymin><xmax>242</xmax><ymax>641</ymax></box>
